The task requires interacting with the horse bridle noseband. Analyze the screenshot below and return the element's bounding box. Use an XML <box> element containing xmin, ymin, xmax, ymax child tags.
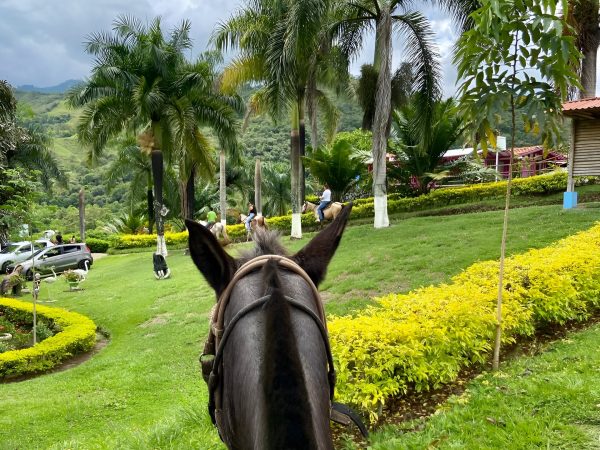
<box><xmin>200</xmin><ymin>254</ymin><xmax>368</xmax><ymax>439</ymax></box>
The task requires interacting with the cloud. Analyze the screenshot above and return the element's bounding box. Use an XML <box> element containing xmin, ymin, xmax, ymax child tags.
<box><xmin>0</xmin><ymin>0</ymin><xmax>460</xmax><ymax>96</ymax></box>
<box><xmin>0</xmin><ymin>0</ymin><xmax>239</xmax><ymax>87</ymax></box>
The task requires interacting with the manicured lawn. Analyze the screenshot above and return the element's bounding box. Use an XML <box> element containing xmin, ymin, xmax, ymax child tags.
<box><xmin>1</xmin><ymin>204</ymin><xmax>599</xmax><ymax>448</ymax></box>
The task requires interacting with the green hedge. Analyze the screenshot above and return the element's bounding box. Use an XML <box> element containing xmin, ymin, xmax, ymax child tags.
<box><xmin>110</xmin><ymin>172</ymin><xmax>579</xmax><ymax>249</ymax></box>
<box><xmin>329</xmin><ymin>220</ymin><xmax>600</xmax><ymax>422</ymax></box>
<box><xmin>0</xmin><ymin>298</ymin><xmax>97</xmax><ymax>379</ymax></box>
<box><xmin>85</xmin><ymin>238</ymin><xmax>110</xmax><ymax>253</ymax></box>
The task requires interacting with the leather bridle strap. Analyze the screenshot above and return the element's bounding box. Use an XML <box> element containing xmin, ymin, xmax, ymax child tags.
<box><xmin>212</xmin><ymin>255</ymin><xmax>326</xmax><ymax>349</ymax></box>
<box><xmin>207</xmin><ymin>294</ymin><xmax>336</xmax><ymax>423</ymax></box>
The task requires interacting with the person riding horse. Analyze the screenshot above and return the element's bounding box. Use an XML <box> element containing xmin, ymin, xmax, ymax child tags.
<box><xmin>244</xmin><ymin>203</ymin><xmax>257</xmax><ymax>232</ymax></box>
<box><xmin>317</xmin><ymin>184</ymin><xmax>332</xmax><ymax>223</ymax></box>
<box><xmin>206</xmin><ymin>207</ymin><xmax>218</xmax><ymax>230</ymax></box>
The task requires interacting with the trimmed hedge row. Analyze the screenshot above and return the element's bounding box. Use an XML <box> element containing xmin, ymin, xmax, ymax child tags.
<box><xmin>329</xmin><ymin>221</ymin><xmax>600</xmax><ymax>422</ymax></box>
<box><xmin>111</xmin><ymin>172</ymin><xmax>577</xmax><ymax>250</ymax></box>
<box><xmin>0</xmin><ymin>298</ymin><xmax>97</xmax><ymax>379</ymax></box>
<box><xmin>85</xmin><ymin>238</ymin><xmax>110</xmax><ymax>253</ymax></box>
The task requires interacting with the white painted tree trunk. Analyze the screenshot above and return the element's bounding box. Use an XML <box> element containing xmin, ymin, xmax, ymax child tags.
<box><xmin>156</xmin><ymin>234</ymin><xmax>167</xmax><ymax>257</ymax></box>
<box><xmin>291</xmin><ymin>213</ymin><xmax>302</xmax><ymax>239</ymax></box>
<box><xmin>220</xmin><ymin>149</ymin><xmax>227</xmax><ymax>226</ymax></box>
<box><xmin>255</xmin><ymin>158</ymin><xmax>262</xmax><ymax>216</ymax></box>
<box><xmin>372</xmin><ymin>5</ymin><xmax>392</xmax><ymax>228</ymax></box>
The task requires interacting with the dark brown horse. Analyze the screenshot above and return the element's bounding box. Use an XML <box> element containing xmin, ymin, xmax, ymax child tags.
<box><xmin>187</xmin><ymin>204</ymin><xmax>352</xmax><ymax>449</ymax></box>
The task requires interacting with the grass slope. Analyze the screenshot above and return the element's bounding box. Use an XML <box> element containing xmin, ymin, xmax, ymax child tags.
<box><xmin>0</xmin><ymin>204</ymin><xmax>599</xmax><ymax>449</ymax></box>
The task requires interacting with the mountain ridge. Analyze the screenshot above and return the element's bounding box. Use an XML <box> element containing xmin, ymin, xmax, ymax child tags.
<box><xmin>17</xmin><ymin>79</ymin><xmax>81</xmax><ymax>94</ymax></box>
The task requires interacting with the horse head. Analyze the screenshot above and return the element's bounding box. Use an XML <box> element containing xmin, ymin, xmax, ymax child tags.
<box><xmin>186</xmin><ymin>204</ymin><xmax>353</xmax><ymax>449</ymax></box>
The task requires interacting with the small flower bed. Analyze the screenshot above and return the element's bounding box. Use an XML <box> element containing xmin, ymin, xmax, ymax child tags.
<box><xmin>0</xmin><ymin>298</ymin><xmax>97</xmax><ymax>379</ymax></box>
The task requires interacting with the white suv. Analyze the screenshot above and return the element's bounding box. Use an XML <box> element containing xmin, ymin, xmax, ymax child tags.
<box><xmin>0</xmin><ymin>240</ymin><xmax>55</xmax><ymax>273</ymax></box>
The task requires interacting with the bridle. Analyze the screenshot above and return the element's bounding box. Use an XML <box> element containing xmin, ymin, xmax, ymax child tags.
<box><xmin>200</xmin><ymin>255</ymin><xmax>336</xmax><ymax>433</ymax></box>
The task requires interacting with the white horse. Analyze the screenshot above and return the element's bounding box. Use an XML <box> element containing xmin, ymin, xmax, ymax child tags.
<box><xmin>240</xmin><ymin>214</ymin><xmax>268</xmax><ymax>241</ymax></box>
<box><xmin>199</xmin><ymin>220</ymin><xmax>229</xmax><ymax>242</ymax></box>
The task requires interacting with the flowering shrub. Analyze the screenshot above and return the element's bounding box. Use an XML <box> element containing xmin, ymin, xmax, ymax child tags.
<box><xmin>329</xmin><ymin>221</ymin><xmax>600</xmax><ymax>422</ymax></box>
<box><xmin>111</xmin><ymin>172</ymin><xmax>587</xmax><ymax>249</ymax></box>
<box><xmin>0</xmin><ymin>298</ymin><xmax>97</xmax><ymax>378</ymax></box>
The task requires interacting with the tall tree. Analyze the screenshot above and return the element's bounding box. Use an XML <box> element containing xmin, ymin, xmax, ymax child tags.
<box><xmin>335</xmin><ymin>2</ymin><xmax>442</xmax><ymax>228</ymax></box>
<box><xmin>567</xmin><ymin>0</ymin><xmax>600</xmax><ymax>98</ymax></box>
<box><xmin>69</xmin><ymin>16</ymin><xmax>238</xmax><ymax>256</ymax></box>
<box><xmin>213</xmin><ymin>0</ymin><xmax>348</xmax><ymax>238</ymax></box>
<box><xmin>455</xmin><ymin>0</ymin><xmax>580</xmax><ymax>369</ymax></box>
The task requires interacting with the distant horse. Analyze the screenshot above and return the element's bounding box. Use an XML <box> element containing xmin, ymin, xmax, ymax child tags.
<box><xmin>186</xmin><ymin>205</ymin><xmax>354</xmax><ymax>449</ymax></box>
<box><xmin>240</xmin><ymin>213</ymin><xmax>267</xmax><ymax>241</ymax></box>
<box><xmin>199</xmin><ymin>220</ymin><xmax>229</xmax><ymax>243</ymax></box>
<box><xmin>303</xmin><ymin>201</ymin><xmax>344</xmax><ymax>224</ymax></box>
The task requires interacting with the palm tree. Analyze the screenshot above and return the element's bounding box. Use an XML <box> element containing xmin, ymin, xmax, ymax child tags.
<box><xmin>335</xmin><ymin>0</ymin><xmax>478</xmax><ymax>227</ymax></box>
<box><xmin>105</xmin><ymin>137</ymin><xmax>155</xmax><ymax>232</ymax></box>
<box><xmin>390</xmin><ymin>97</ymin><xmax>465</xmax><ymax>193</ymax></box>
<box><xmin>566</xmin><ymin>0</ymin><xmax>600</xmax><ymax>98</ymax></box>
<box><xmin>69</xmin><ymin>16</ymin><xmax>239</xmax><ymax>256</ymax></box>
<box><xmin>356</xmin><ymin>61</ymin><xmax>412</xmax><ymax>131</ymax></box>
<box><xmin>1</xmin><ymin>81</ymin><xmax>66</xmax><ymax>190</ymax></box>
<box><xmin>302</xmin><ymin>139</ymin><xmax>367</xmax><ymax>200</ymax></box>
<box><xmin>262</xmin><ymin>163</ymin><xmax>291</xmax><ymax>216</ymax></box>
<box><xmin>213</xmin><ymin>0</ymin><xmax>348</xmax><ymax>238</ymax></box>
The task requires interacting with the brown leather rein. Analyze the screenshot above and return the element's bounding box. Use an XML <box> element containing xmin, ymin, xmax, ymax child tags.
<box><xmin>200</xmin><ymin>255</ymin><xmax>337</xmax><ymax>432</ymax></box>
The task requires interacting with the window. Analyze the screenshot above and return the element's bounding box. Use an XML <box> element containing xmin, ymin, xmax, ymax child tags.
<box><xmin>44</xmin><ymin>248</ymin><xmax>61</xmax><ymax>258</ymax></box>
<box><xmin>63</xmin><ymin>245</ymin><xmax>79</xmax><ymax>254</ymax></box>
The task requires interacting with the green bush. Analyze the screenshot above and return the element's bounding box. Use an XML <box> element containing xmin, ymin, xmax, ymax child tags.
<box><xmin>0</xmin><ymin>298</ymin><xmax>97</xmax><ymax>379</ymax></box>
<box><xmin>85</xmin><ymin>238</ymin><xmax>110</xmax><ymax>253</ymax></box>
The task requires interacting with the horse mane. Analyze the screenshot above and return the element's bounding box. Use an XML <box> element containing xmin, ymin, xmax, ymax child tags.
<box><xmin>237</xmin><ymin>228</ymin><xmax>288</xmax><ymax>265</ymax></box>
<box><xmin>260</xmin><ymin>259</ymin><xmax>317</xmax><ymax>449</ymax></box>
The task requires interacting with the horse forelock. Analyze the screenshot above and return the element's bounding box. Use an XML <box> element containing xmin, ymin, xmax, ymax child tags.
<box><xmin>237</xmin><ymin>228</ymin><xmax>288</xmax><ymax>265</ymax></box>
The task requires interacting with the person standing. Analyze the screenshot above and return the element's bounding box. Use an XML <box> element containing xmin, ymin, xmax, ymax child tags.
<box><xmin>55</xmin><ymin>232</ymin><xmax>63</xmax><ymax>245</ymax></box>
<box><xmin>317</xmin><ymin>184</ymin><xmax>332</xmax><ymax>222</ymax></box>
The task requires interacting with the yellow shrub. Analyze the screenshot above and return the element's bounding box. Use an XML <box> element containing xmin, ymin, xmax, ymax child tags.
<box><xmin>329</xmin><ymin>222</ymin><xmax>600</xmax><ymax>422</ymax></box>
<box><xmin>0</xmin><ymin>298</ymin><xmax>97</xmax><ymax>378</ymax></box>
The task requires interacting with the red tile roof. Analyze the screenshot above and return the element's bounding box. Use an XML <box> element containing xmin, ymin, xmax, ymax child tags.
<box><xmin>563</xmin><ymin>97</ymin><xmax>600</xmax><ymax>114</ymax></box>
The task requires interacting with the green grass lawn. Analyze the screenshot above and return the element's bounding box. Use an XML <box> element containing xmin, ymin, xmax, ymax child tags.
<box><xmin>1</xmin><ymin>204</ymin><xmax>599</xmax><ymax>449</ymax></box>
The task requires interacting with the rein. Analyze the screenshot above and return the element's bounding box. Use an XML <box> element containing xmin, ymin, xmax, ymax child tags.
<box><xmin>200</xmin><ymin>254</ymin><xmax>368</xmax><ymax>440</ymax></box>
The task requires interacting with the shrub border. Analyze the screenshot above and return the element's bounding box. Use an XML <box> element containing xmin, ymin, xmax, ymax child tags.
<box><xmin>0</xmin><ymin>298</ymin><xmax>97</xmax><ymax>379</ymax></box>
<box><xmin>328</xmin><ymin>221</ymin><xmax>600</xmax><ymax>422</ymax></box>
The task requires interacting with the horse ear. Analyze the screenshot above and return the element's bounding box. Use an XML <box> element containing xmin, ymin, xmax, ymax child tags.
<box><xmin>291</xmin><ymin>203</ymin><xmax>352</xmax><ymax>287</ymax></box>
<box><xmin>186</xmin><ymin>219</ymin><xmax>236</xmax><ymax>298</ymax></box>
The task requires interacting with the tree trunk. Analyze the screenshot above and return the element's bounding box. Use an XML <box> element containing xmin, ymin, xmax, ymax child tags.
<box><xmin>185</xmin><ymin>166</ymin><xmax>195</xmax><ymax>220</ymax></box>
<box><xmin>78</xmin><ymin>188</ymin><xmax>85</xmax><ymax>241</ymax></box>
<box><xmin>580</xmin><ymin>26</ymin><xmax>600</xmax><ymax>98</ymax></box>
<box><xmin>147</xmin><ymin>179</ymin><xmax>154</xmax><ymax>234</ymax></box>
<box><xmin>151</xmin><ymin>148</ymin><xmax>167</xmax><ymax>257</ymax></box>
<box><xmin>299</xmin><ymin>100</ymin><xmax>307</xmax><ymax>204</ymax></box>
<box><xmin>307</xmin><ymin>75</ymin><xmax>319</xmax><ymax>149</ymax></box>
<box><xmin>290</xmin><ymin>101</ymin><xmax>302</xmax><ymax>239</ymax></box>
<box><xmin>372</xmin><ymin>5</ymin><xmax>392</xmax><ymax>228</ymax></box>
<box><xmin>220</xmin><ymin>149</ymin><xmax>227</xmax><ymax>226</ymax></box>
<box><xmin>255</xmin><ymin>158</ymin><xmax>262</xmax><ymax>216</ymax></box>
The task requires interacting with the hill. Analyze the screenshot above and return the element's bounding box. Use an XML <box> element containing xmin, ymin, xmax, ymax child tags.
<box><xmin>17</xmin><ymin>79</ymin><xmax>80</xmax><ymax>94</ymax></box>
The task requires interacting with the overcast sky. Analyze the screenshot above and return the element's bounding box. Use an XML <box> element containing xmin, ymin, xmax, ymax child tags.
<box><xmin>0</xmin><ymin>0</ymin><xmax>460</xmax><ymax>96</ymax></box>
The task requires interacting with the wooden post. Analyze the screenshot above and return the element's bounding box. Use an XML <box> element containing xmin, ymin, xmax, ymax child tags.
<box><xmin>78</xmin><ymin>188</ymin><xmax>86</xmax><ymax>241</ymax></box>
<box><xmin>255</xmin><ymin>158</ymin><xmax>262</xmax><ymax>216</ymax></box>
<box><xmin>567</xmin><ymin>120</ymin><xmax>576</xmax><ymax>192</ymax></box>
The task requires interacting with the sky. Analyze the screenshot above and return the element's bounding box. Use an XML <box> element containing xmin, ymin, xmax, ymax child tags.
<box><xmin>0</xmin><ymin>0</ymin><xmax>460</xmax><ymax>96</ymax></box>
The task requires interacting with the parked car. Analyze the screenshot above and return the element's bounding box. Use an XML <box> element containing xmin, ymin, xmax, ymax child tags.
<box><xmin>0</xmin><ymin>240</ymin><xmax>55</xmax><ymax>273</ymax></box>
<box><xmin>7</xmin><ymin>243</ymin><xmax>93</xmax><ymax>280</ymax></box>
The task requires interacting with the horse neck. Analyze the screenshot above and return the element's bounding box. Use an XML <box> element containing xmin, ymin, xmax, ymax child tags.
<box><xmin>261</xmin><ymin>267</ymin><xmax>319</xmax><ymax>449</ymax></box>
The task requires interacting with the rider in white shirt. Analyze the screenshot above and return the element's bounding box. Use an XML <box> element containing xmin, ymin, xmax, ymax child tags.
<box><xmin>317</xmin><ymin>184</ymin><xmax>332</xmax><ymax>222</ymax></box>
